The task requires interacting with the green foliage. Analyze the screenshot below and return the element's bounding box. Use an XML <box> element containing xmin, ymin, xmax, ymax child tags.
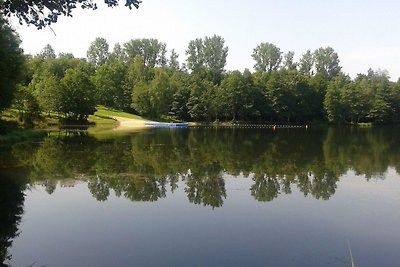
<box><xmin>186</xmin><ymin>75</ymin><xmax>214</xmax><ymax>121</ymax></box>
<box><xmin>168</xmin><ymin>49</ymin><xmax>180</xmax><ymax>70</ymax></box>
<box><xmin>124</xmin><ymin>39</ymin><xmax>167</xmax><ymax>68</ymax></box>
<box><xmin>299</xmin><ymin>50</ymin><xmax>314</xmax><ymax>75</ymax></box>
<box><xmin>12</xmin><ymin>85</ymin><xmax>40</xmax><ymax>125</ymax></box>
<box><xmin>186</xmin><ymin>38</ymin><xmax>205</xmax><ymax>72</ymax></box>
<box><xmin>185</xmin><ymin>35</ymin><xmax>228</xmax><ymax>84</ymax></box>
<box><xmin>283</xmin><ymin>51</ymin><xmax>297</xmax><ymax>70</ymax></box>
<box><xmin>29</xmin><ymin>55</ymin><xmax>92</xmax><ymax>119</ymax></box>
<box><xmin>59</xmin><ymin>68</ymin><xmax>96</xmax><ymax>121</ymax></box>
<box><xmin>92</xmin><ymin>60</ymin><xmax>130</xmax><ymax>110</ymax></box>
<box><xmin>4</xmin><ymin>32</ymin><xmax>400</xmax><ymax>125</ymax></box>
<box><xmin>218</xmin><ymin>70</ymin><xmax>260</xmax><ymax>121</ymax></box>
<box><xmin>87</xmin><ymin>37</ymin><xmax>110</xmax><ymax>68</ymax></box>
<box><xmin>110</xmin><ymin>43</ymin><xmax>127</xmax><ymax>62</ymax></box>
<box><xmin>7</xmin><ymin>127</ymin><xmax>400</xmax><ymax>206</ymax></box>
<box><xmin>0</xmin><ymin>18</ymin><xmax>24</xmax><ymax>112</ymax></box>
<box><xmin>252</xmin><ymin>42</ymin><xmax>282</xmax><ymax>73</ymax></box>
<box><xmin>324</xmin><ymin>74</ymin><xmax>350</xmax><ymax>123</ymax></box>
<box><xmin>313</xmin><ymin>47</ymin><xmax>341</xmax><ymax>78</ymax></box>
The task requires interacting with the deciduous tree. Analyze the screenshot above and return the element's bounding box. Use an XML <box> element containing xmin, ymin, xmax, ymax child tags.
<box><xmin>87</xmin><ymin>37</ymin><xmax>110</xmax><ymax>68</ymax></box>
<box><xmin>252</xmin><ymin>42</ymin><xmax>282</xmax><ymax>73</ymax></box>
<box><xmin>0</xmin><ymin>18</ymin><xmax>25</xmax><ymax>112</ymax></box>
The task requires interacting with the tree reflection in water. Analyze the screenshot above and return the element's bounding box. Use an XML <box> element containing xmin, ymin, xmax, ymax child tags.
<box><xmin>0</xmin><ymin>173</ymin><xmax>26</xmax><ymax>265</ymax></box>
<box><xmin>6</xmin><ymin>127</ymin><xmax>400</xmax><ymax>208</ymax></box>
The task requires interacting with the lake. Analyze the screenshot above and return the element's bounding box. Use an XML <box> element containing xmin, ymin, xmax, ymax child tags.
<box><xmin>1</xmin><ymin>127</ymin><xmax>400</xmax><ymax>267</ymax></box>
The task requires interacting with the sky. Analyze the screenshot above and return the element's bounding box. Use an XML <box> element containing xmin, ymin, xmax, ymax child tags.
<box><xmin>10</xmin><ymin>0</ymin><xmax>400</xmax><ymax>80</ymax></box>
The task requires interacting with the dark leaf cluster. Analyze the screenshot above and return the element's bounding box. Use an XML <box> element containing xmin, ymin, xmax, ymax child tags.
<box><xmin>0</xmin><ymin>0</ymin><xmax>141</xmax><ymax>29</ymax></box>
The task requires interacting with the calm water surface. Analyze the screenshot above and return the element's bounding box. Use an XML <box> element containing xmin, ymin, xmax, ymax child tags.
<box><xmin>1</xmin><ymin>127</ymin><xmax>400</xmax><ymax>267</ymax></box>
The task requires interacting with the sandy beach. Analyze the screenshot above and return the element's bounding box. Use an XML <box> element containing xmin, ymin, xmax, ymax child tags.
<box><xmin>112</xmin><ymin>116</ymin><xmax>152</xmax><ymax>131</ymax></box>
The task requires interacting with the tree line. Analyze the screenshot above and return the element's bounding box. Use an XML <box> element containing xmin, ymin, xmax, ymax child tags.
<box><xmin>2</xmin><ymin>17</ymin><xmax>400</xmax><ymax>124</ymax></box>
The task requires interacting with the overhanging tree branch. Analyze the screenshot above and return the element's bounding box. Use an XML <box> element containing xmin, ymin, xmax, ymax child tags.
<box><xmin>0</xmin><ymin>0</ymin><xmax>142</xmax><ymax>29</ymax></box>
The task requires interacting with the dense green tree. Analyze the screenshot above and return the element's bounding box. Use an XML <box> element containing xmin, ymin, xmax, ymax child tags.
<box><xmin>1</xmin><ymin>0</ymin><xmax>141</xmax><ymax>29</ymax></box>
<box><xmin>59</xmin><ymin>68</ymin><xmax>96</xmax><ymax>121</ymax></box>
<box><xmin>307</xmin><ymin>72</ymin><xmax>329</xmax><ymax>120</ymax></box>
<box><xmin>252</xmin><ymin>42</ymin><xmax>282</xmax><ymax>73</ymax></box>
<box><xmin>324</xmin><ymin>74</ymin><xmax>350</xmax><ymax>123</ymax></box>
<box><xmin>186</xmin><ymin>35</ymin><xmax>228</xmax><ymax>84</ymax></box>
<box><xmin>203</xmin><ymin>35</ymin><xmax>228</xmax><ymax>72</ymax></box>
<box><xmin>186</xmin><ymin>76</ymin><xmax>214</xmax><ymax>121</ymax></box>
<box><xmin>124</xmin><ymin>38</ymin><xmax>167</xmax><ymax>68</ymax></box>
<box><xmin>87</xmin><ymin>37</ymin><xmax>110</xmax><ymax>68</ymax></box>
<box><xmin>313</xmin><ymin>47</ymin><xmax>341</xmax><ymax>78</ymax></box>
<box><xmin>186</xmin><ymin>38</ymin><xmax>205</xmax><ymax>72</ymax></box>
<box><xmin>0</xmin><ymin>18</ymin><xmax>25</xmax><ymax>112</ymax></box>
<box><xmin>92</xmin><ymin>60</ymin><xmax>130</xmax><ymax>110</ymax></box>
<box><xmin>264</xmin><ymin>70</ymin><xmax>296</xmax><ymax>122</ymax></box>
<box><xmin>218</xmin><ymin>70</ymin><xmax>259</xmax><ymax>121</ymax></box>
<box><xmin>131</xmin><ymin>80</ymin><xmax>151</xmax><ymax>115</ymax></box>
<box><xmin>147</xmin><ymin>68</ymin><xmax>175</xmax><ymax>116</ymax></box>
<box><xmin>29</xmin><ymin>56</ymin><xmax>85</xmax><ymax>115</ymax></box>
<box><xmin>169</xmin><ymin>71</ymin><xmax>190</xmax><ymax>120</ymax></box>
<box><xmin>129</xmin><ymin>55</ymin><xmax>155</xmax><ymax>115</ymax></box>
<box><xmin>340</xmin><ymin>81</ymin><xmax>371</xmax><ymax>123</ymax></box>
<box><xmin>12</xmin><ymin>85</ymin><xmax>40</xmax><ymax>125</ymax></box>
<box><xmin>32</xmin><ymin>73</ymin><xmax>60</xmax><ymax>114</ymax></box>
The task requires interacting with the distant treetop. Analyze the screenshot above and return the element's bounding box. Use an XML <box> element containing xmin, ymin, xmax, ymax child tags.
<box><xmin>0</xmin><ymin>0</ymin><xmax>142</xmax><ymax>29</ymax></box>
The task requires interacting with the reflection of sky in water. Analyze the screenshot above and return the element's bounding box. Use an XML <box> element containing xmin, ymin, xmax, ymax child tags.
<box><xmin>9</xmin><ymin>170</ymin><xmax>400</xmax><ymax>267</ymax></box>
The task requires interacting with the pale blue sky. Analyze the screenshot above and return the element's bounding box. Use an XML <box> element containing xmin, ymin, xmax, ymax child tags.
<box><xmin>11</xmin><ymin>0</ymin><xmax>400</xmax><ymax>80</ymax></box>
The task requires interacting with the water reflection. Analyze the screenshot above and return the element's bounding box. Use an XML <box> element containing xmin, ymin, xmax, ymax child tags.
<box><xmin>2</xmin><ymin>127</ymin><xmax>400</xmax><ymax>266</ymax></box>
<box><xmin>3</xmin><ymin>127</ymin><xmax>399</xmax><ymax>209</ymax></box>
<box><xmin>0</xmin><ymin>171</ymin><xmax>26</xmax><ymax>265</ymax></box>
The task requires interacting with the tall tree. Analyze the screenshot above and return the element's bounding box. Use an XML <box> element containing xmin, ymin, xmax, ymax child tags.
<box><xmin>1</xmin><ymin>0</ymin><xmax>142</xmax><ymax>29</ymax></box>
<box><xmin>283</xmin><ymin>51</ymin><xmax>297</xmax><ymax>70</ymax></box>
<box><xmin>313</xmin><ymin>47</ymin><xmax>341</xmax><ymax>78</ymax></box>
<box><xmin>40</xmin><ymin>44</ymin><xmax>56</xmax><ymax>60</ymax></box>
<box><xmin>59</xmin><ymin>68</ymin><xmax>96</xmax><ymax>121</ymax></box>
<box><xmin>340</xmin><ymin>81</ymin><xmax>371</xmax><ymax>123</ymax></box>
<box><xmin>124</xmin><ymin>38</ymin><xmax>167</xmax><ymax>68</ymax></box>
<box><xmin>87</xmin><ymin>37</ymin><xmax>110</xmax><ymax>68</ymax></box>
<box><xmin>29</xmin><ymin>56</ymin><xmax>91</xmax><ymax>116</ymax></box>
<box><xmin>110</xmin><ymin>42</ymin><xmax>127</xmax><ymax>62</ymax></box>
<box><xmin>0</xmin><ymin>18</ymin><xmax>25</xmax><ymax>112</ymax></box>
<box><xmin>169</xmin><ymin>49</ymin><xmax>180</xmax><ymax>70</ymax></box>
<box><xmin>252</xmin><ymin>42</ymin><xmax>282</xmax><ymax>73</ymax></box>
<box><xmin>186</xmin><ymin>35</ymin><xmax>228</xmax><ymax>84</ymax></box>
<box><xmin>92</xmin><ymin>60</ymin><xmax>130</xmax><ymax>110</ymax></box>
<box><xmin>218</xmin><ymin>70</ymin><xmax>259</xmax><ymax>121</ymax></box>
<box><xmin>203</xmin><ymin>35</ymin><xmax>228</xmax><ymax>73</ymax></box>
<box><xmin>186</xmin><ymin>38</ymin><xmax>204</xmax><ymax>72</ymax></box>
<box><xmin>158</xmin><ymin>43</ymin><xmax>168</xmax><ymax>67</ymax></box>
<box><xmin>324</xmin><ymin>74</ymin><xmax>350</xmax><ymax>123</ymax></box>
<box><xmin>299</xmin><ymin>50</ymin><xmax>314</xmax><ymax>75</ymax></box>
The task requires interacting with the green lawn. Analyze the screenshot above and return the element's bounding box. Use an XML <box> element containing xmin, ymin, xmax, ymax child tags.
<box><xmin>93</xmin><ymin>106</ymin><xmax>146</xmax><ymax>120</ymax></box>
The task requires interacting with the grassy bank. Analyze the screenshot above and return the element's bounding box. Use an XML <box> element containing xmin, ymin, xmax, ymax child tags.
<box><xmin>0</xmin><ymin>120</ymin><xmax>46</xmax><ymax>144</ymax></box>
